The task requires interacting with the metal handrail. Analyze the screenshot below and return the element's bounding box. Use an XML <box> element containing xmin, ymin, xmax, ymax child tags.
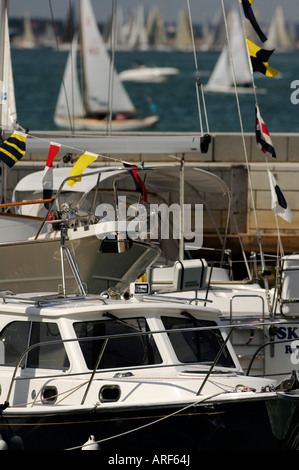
<box><xmin>230</xmin><ymin>294</ymin><xmax>265</xmax><ymax>323</ymax></box>
<box><xmin>2</xmin><ymin>316</ymin><xmax>299</xmax><ymax>409</ymax></box>
<box><xmin>2</xmin><ymin>322</ymin><xmax>247</xmax><ymax>407</ymax></box>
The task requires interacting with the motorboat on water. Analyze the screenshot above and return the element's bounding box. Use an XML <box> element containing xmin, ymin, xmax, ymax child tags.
<box><xmin>119</xmin><ymin>64</ymin><xmax>179</xmax><ymax>83</ymax></box>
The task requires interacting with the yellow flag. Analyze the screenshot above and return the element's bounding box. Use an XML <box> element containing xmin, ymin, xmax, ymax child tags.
<box><xmin>247</xmin><ymin>39</ymin><xmax>280</xmax><ymax>77</ymax></box>
<box><xmin>67</xmin><ymin>152</ymin><xmax>98</xmax><ymax>187</ymax></box>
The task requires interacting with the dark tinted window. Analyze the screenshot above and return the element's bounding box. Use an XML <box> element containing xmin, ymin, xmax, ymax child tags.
<box><xmin>74</xmin><ymin>317</ymin><xmax>162</xmax><ymax>370</ymax></box>
<box><xmin>161</xmin><ymin>316</ymin><xmax>234</xmax><ymax>368</ymax></box>
<box><xmin>0</xmin><ymin>321</ymin><xmax>69</xmax><ymax>370</ymax></box>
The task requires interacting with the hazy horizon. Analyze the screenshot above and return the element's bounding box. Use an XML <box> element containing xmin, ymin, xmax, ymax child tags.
<box><xmin>7</xmin><ymin>0</ymin><xmax>299</xmax><ymax>24</ymax></box>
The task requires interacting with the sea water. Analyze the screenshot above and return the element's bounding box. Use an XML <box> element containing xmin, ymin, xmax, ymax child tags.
<box><xmin>11</xmin><ymin>47</ymin><xmax>299</xmax><ymax>134</ymax></box>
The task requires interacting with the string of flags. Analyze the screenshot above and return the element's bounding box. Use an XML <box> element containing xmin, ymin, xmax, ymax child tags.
<box><xmin>241</xmin><ymin>0</ymin><xmax>291</xmax><ymax>223</ymax></box>
<box><xmin>0</xmin><ymin>130</ymin><xmax>148</xmax><ymax>206</ymax></box>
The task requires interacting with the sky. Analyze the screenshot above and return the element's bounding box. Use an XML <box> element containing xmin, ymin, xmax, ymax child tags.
<box><xmin>7</xmin><ymin>0</ymin><xmax>299</xmax><ymax>24</ymax></box>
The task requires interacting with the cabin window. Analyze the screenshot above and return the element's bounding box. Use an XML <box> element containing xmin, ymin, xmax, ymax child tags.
<box><xmin>161</xmin><ymin>316</ymin><xmax>234</xmax><ymax>368</ymax></box>
<box><xmin>74</xmin><ymin>316</ymin><xmax>162</xmax><ymax>370</ymax></box>
<box><xmin>0</xmin><ymin>321</ymin><xmax>70</xmax><ymax>370</ymax></box>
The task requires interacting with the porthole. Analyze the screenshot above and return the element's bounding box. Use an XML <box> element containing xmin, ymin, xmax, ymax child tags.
<box><xmin>41</xmin><ymin>386</ymin><xmax>58</xmax><ymax>404</ymax></box>
<box><xmin>99</xmin><ymin>385</ymin><xmax>121</xmax><ymax>402</ymax></box>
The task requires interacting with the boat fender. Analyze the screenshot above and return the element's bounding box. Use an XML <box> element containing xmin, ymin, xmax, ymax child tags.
<box><xmin>0</xmin><ymin>434</ymin><xmax>8</xmax><ymax>450</ymax></box>
<box><xmin>82</xmin><ymin>435</ymin><xmax>100</xmax><ymax>450</ymax></box>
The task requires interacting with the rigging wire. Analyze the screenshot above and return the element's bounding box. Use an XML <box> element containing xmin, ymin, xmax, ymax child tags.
<box><xmin>186</xmin><ymin>0</ymin><xmax>210</xmax><ymax>134</ymax></box>
<box><xmin>48</xmin><ymin>0</ymin><xmax>75</xmax><ymax>134</ymax></box>
<box><xmin>107</xmin><ymin>0</ymin><xmax>118</xmax><ymax>136</ymax></box>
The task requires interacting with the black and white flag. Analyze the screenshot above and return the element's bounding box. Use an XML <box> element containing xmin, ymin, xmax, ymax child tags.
<box><xmin>268</xmin><ymin>171</ymin><xmax>292</xmax><ymax>223</ymax></box>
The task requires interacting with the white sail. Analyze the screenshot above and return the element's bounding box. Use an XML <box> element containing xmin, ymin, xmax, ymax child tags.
<box><xmin>80</xmin><ymin>0</ymin><xmax>135</xmax><ymax>114</ymax></box>
<box><xmin>266</xmin><ymin>6</ymin><xmax>292</xmax><ymax>50</ymax></box>
<box><xmin>54</xmin><ymin>33</ymin><xmax>85</xmax><ymax>119</ymax></box>
<box><xmin>205</xmin><ymin>9</ymin><xmax>251</xmax><ymax>93</ymax></box>
<box><xmin>54</xmin><ymin>0</ymin><xmax>159</xmax><ymax>130</ymax></box>
<box><xmin>1</xmin><ymin>8</ymin><xmax>17</xmax><ymax>131</ymax></box>
<box><xmin>175</xmin><ymin>10</ymin><xmax>192</xmax><ymax>50</ymax></box>
<box><xmin>127</xmin><ymin>5</ymin><xmax>149</xmax><ymax>50</ymax></box>
<box><xmin>146</xmin><ymin>7</ymin><xmax>167</xmax><ymax>49</ymax></box>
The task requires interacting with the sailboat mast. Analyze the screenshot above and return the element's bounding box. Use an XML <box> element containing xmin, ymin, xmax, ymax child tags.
<box><xmin>79</xmin><ymin>0</ymin><xmax>89</xmax><ymax>114</ymax></box>
<box><xmin>0</xmin><ymin>0</ymin><xmax>8</xmax><ymax>138</ymax></box>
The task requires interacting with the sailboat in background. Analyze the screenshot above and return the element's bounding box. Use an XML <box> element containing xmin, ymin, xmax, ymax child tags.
<box><xmin>12</xmin><ymin>11</ymin><xmax>36</xmax><ymax>49</ymax></box>
<box><xmin>175</xmin><ymin>10</ymin><xmax>192</xmax><ymax>51</ymax></box>
<box><xmin>205</xmin><ymin>9</ymin><xmax>257</xmax><ymax>94</ymax></box>
<box><xmin>265</xmin><ymin>6</ymin><xmax>292</xmax><ymax>51</ymax></box>
<box><xmin>126</xmin><ymin>4</ymin><xmax>148</xmax><ymax>51</ymax></box>
<box><xmin>54</xmin><ymin>0</ymin><xmax>159</xmax><ymax>131</ymax></box>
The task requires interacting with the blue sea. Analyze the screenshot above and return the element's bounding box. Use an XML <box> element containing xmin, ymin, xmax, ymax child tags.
<box><xmin>11</xmin><ymin>47</ymin><xmax>299</xmax><ymax>134</ymax></box>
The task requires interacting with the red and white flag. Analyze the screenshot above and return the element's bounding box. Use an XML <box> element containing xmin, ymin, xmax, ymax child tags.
<box><xmin>255</xmin><ymin>105</ymin><xmax>276</xmax><ymax>158</ymax></box>
<box><xmin>42</xmin><ymin>142</ymin><xmax>61</xmax><ymax>206</ymax></box>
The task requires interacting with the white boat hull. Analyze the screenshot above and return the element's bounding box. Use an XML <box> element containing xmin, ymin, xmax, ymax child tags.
<box><xmin>204</xmin><ymin>84</ymin><xmax>267</xmax><ymax>94</ymax></box>
<box><xmin>54</xmin><ymin>114</ymin><xmax>160</xmax><ymax>131</ymax></box>
<box><xmin>119</xmin><ymin>67</ymin><xmax>179</xmax><ymax>83</ymax></box>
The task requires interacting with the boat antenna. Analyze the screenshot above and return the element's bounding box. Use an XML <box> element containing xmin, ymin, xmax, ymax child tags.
<box><xmin>186</xmin><ymin>0</ymin><xmax>210</xmax><ymax>134</ymax></box>
<box><xmin>220</xmin><ymin>0</ymin><xmax>271</xmax><ymax>311</ymax></box>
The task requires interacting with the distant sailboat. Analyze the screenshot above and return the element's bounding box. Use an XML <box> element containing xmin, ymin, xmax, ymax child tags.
<box><xmin>175</xmin><ymin>10</ymin><xmax>192</xmax><ymax>51</ymax></box>
<box><xmin>12</xmin><ymin>11</ymin><xmax>36</xmax><ymax>49</ymax></box>
<box><xmin>126</xmin><ymin>5</ymin><xmax>148</xmax><ymax>51</ymax></box>
<box><xmin>205</xmin><ymin>9</ymin><xmax>255</xmax><ymax>94</ymax></box>
<box><xmin>54</xmin><ymin>0</ymin><xmax>159</xmax><ymax>131</ymax></box>
<box><xmin>146</xmin><ymin>7</ymin><xmax>167</xmax><ymax>50</ymax></box>
<box><xmin>265</xmin><ymin>6</ymin><xmax>292</xmax><ymax>51</ymax></box>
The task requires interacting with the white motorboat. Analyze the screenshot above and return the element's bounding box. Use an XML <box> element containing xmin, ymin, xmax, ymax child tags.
<box><xmin>126</xmin><ymin>165</ymin><xmax>299</xmax><ymax>382</ymax></box>
<box><xmin>119</xmin><ymin>65</ymin><xmax>179</xmax><ymax>83</ymax></box>
<box><xmin>54</xmin><ymin>0</ymin><xmax>159</xmax><ymax>132</ymax></box>
<box><xmin>0</xmin><ymin>278</ymin><xmax>298</xmax><ymax>450</ymax></box>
